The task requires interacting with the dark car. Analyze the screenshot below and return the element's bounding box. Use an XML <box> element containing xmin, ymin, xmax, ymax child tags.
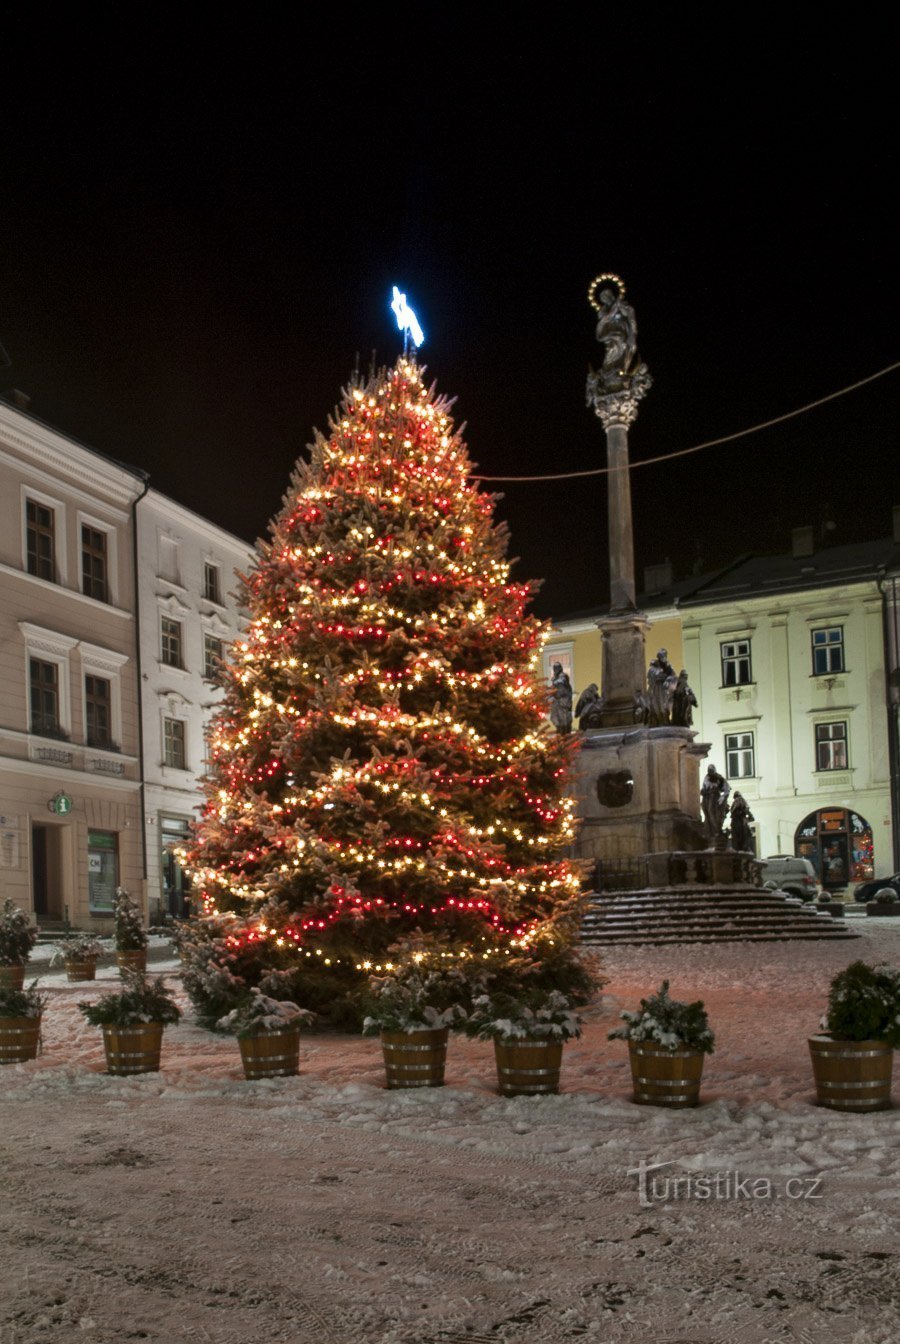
<box><xmin>853</xmin><ymin>873</ymin><xmax>900</xmax><ymax>904</ymax></box>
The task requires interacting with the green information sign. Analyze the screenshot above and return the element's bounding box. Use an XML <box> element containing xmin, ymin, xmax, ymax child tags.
<box><xmin>49</xmin><ymin>792</ymin><xmax>74</xmax><ymax>816</ymax></box>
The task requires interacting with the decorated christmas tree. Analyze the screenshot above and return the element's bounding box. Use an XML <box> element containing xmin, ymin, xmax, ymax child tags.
<box><xmin>184</xmin><ymin>356</ymin><xmax>586</xmax><ymax>1020</ymax></box>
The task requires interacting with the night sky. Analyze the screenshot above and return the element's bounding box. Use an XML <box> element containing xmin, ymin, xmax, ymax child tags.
<box><xmin>2</xmin><ymin>12</ymin><xmax>897</xmax><ymax>618</ymax></box>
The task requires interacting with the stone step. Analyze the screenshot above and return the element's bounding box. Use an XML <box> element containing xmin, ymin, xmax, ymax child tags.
<box><xmin>580</xmin><ymin>883</ymin><xmax>859</xmax><ymax>945</ymax></box>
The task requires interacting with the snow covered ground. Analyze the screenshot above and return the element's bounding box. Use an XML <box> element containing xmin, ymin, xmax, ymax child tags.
<box><xmin>2</xmin><ymin>923</ymin><xmax>900</xmax><ymax>1344</ymax></box>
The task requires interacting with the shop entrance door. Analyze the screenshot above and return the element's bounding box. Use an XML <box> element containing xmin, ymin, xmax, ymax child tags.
<box><xmin>31</xmin><ymin>823</ymin><xmax>65</xmax><ymax>920</ymax></box>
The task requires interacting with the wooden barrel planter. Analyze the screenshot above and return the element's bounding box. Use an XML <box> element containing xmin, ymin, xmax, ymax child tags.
<box><xmin>628</xmin><ymin>1040</ymin><xmax>705</xmax><ymax>1108</ymax></box>
<box><xmin>808</xmin><ymin>1035</ymin><xmax>893</xmax><ymax>1111</ymax></box>
<box><xmin>0</xmin><ymin>1015</ymin><xmax>41</xmax><ymax>1064</ymax></box>
<box><xmin>0</xmin><ymin>964</ymin><xmax>26</xmax><ymax>990</ymax></box>
<box><xmin>66</xmin><ymin>960</ymin><xmax>97</xmax><ymax>982</ymax></box>
<box><xmin>494</xmin><ymin>1037</ymin><xmax>563</xmax><ymax>1095</ymax></box>
<box><xmin>238</xmin><ymin>1025</ymin><xmax>301</xmax><ymax>1080</ymax></box>
<box><xmin>380</xmin><ymin>1026</ymin><xmax>448</xmax><ymax>1088</ymax></box>
<box><xmin>116</xmin><ymin>949</ymin><xmax>148</xmax><ymax>975</ymax></box>
<box><xmin>101</xmin><ymin>1022</ymin><xmax>164</xmax><ymax>1075</ymax></box>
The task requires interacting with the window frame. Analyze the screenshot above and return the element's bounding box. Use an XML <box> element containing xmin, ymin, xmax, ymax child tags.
<box><xmin>29</xmin><ymin>657</ymin><xmax>64</xmax><ymax>738</ymax></box>
<box><xmin>80</xmin><ymin>522</ymin><xmax>109</xmax><ymax>603</ymax></box>
<box><xmin>720</xmin><ymin>638</ymin><xmax>753</xmax><ymax>687</ymax></box>
<box><xmin>22</xmin><ymin>487</ymin><xmax>68</xmax><ymax>586</ymax></box>
<box><xmin>724</xmin><ymin>728</ymin><xmax>756</xmax><ymax>779</ymax></box>
<box><xmin>815</xmin><ymin>719</ymin><xmax>848</xmax><ymax>771</ymax></box>
<box><xmin>202</xmin><ymin>561</ymin><xmax>223</xmax><ymax>606</ymax></box>
<box><xmin>203</xmin><ymin>632</ymin><xmax>225</xmax><ymax>682</ymax></box>
<box><xmin>84</xmin><ymin>674</ymin><xmax>112</xmax><ymax>749</ymax></box>
<box><xmin>163</xmin><ymin>716</ymin><xmax>187</xmax><ymax>770</ymax></box>
<box><xmin>811</xmin><ymin>626</ymin><xmax>845</xmax><ymax>676</ymax></box>
<box><xmin>77</xmin><ymin>641</ymin><xmax>128</xmax><ymax>752</ymax></box>
<box><xmin>160</xmin><ymin>615</ymin><xmax>184</xmax><ymax>669</ymax></box>
<box><xmin>19</xmin><ymin>623</ymin><xmax>77</xmax><ymax>740</ymax></box>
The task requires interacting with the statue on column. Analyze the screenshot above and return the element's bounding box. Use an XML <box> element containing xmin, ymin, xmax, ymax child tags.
<box><xmin>700</xmin><ymin>764</ymin><xmax>731</xmax><ymax>841</ymax></box>
<box><xmin>586</xmin><ymin>274</ymin><xmax>652</xmax><ymax>417</ymax></box>
<box><xmin>729</xmin><ymin>792</ymin><xmax>755</xmax><ymax>853</ymax></box>
<box><xmin>671</xmin><ymin>669</ymin><xmax>698</xmax><ymax>727</ymax></box>
<box><xmin>548</xmin><ymin>662</ymin><xmax>573</xmax><ymax>735</ymax></box>
<box><xmin>646</xmin><ymin>648</ymin><xmax>677</xmax><ymax>726</ymax></box>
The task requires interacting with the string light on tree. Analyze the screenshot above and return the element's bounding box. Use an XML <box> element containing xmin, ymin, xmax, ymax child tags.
<box><xmin>182</xmin><ymin>354</ymin><xmax>584</xmax><ymax>1017</ymax></box>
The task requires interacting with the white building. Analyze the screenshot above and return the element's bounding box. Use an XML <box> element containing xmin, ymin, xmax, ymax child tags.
<box><xmin>0</xmin><ymin>400</ymin><xmax>146</xmax><ymax>928</ymax></box>
<box><xmin>551</xmin><ymin>519</ymin><xmax>900</xmax><ymax>893</ymax></box>
<box><xmin>679</xmin><ymin>529</ymin><xmax>899</xmax><ymax>891</ymax></box>
<box><xmin>136</xmin><ymin>491</ymin><xmax>253</xmax><ymax>922</ymax></box>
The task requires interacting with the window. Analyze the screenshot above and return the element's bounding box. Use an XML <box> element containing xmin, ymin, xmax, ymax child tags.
<box><xmin>812</xmin><ymin>627</ymin><xmax>844</xmax><ymax>675</ymax></box>
<box><xmin>30</xmin><ymin>658</ymin><xmax>63</xmax><ymax>737</ymax></box>
<box><xmin>721</xmin><ymin>639</ymin><xmax>752</xmax><ymax>686</ymax></box>
<box><xmin>203</xmin><ymin>562</ymin><xmax>222</xmax><ymax>605</ymax></box>
<box><xmin>161</xmin><ymin>616</ymin><xmax>184</xmax><ymax>668</ymax></box>
<box><xmin>725</xmin><ymin>730</ymin><xmax>755</xmax><ymax>778</ymax></box>
<box><xmin>164</xmin><ymin>718</ymin><xmax>186</xmax><ymax>769</ymax></box>
<box><xmin>203</xmin><ymin>634</ymin><xmax>224</xmax><ymax>681</ymax></box>
<box><xmin>81</xmin><ymin>525</ymin><xmax>108</xmax><ymax>602</ymax></box>
<box><xmin>26</xmin><ymin>499</ymin><xmax>55</xmax><ymax>581</ymax></box>
<box><xmin>85</xmin><ymin>675</ymin><xmax>112</xmax><ymax>748</ymax></box>
<box><xmin>816</xmin><ymin>721</ymin><xmax>848</xmax><ymax>771</ymax></box>
<box><xmin>88</xmin><ymin>830</ymin><xmax>119</xmax><ymax>912</ymax></box>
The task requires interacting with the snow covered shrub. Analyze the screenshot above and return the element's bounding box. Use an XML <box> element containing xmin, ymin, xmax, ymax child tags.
<box><xmin>113</xmin><ymin>887</ymin><xmax>148</xmax><ymax>951</ymax></box>
<box><xmin>822</xmin><ymin>961</ymin><xmax>900</xmax><ymax>1046</ymax></box>
<box><xmin>50</xmin><ymin>934</ymin><xmax>106</xmax><ymax>966</ymax></box>
<box><xmin>465</xmin><ymin>988</ymin><xmax>582</xmax><ymax>1042</ymax></box>
<box><xmin>217</xmin><ymin>987</ymin><xmax>315</xmax><ymax>1038</ymax></box>
<box><xmin>0</xmin><ymin>981</ymin><xmax>47</xmax><ymax>1019</ymax></box>
<box><xmin>79</xmin><ymin>972</ymin><xmax>182</xmax><ymax>1028</ymax></box>
<box><xmin>361</xmin><ymin>950</ymin><xmax>470</xmax><ymax>1035</ymax></box>
<box><xmin>609</xmin><ymin>981</ymin><xmax>715</xmax><ymax>1054</ymax></box>
<box><xmin>0</xmin><ymin>898</ymin><xmax>38</xmax><ymax>966</ymax></box>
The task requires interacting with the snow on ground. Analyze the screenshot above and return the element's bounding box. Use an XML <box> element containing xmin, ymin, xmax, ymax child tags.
<box><xmin>3</xmin><ymin>923</ymin><xmax>900</xmax><ymax>1344</ymax></box>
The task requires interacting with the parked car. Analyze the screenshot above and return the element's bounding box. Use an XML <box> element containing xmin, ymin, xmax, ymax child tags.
<box><xmin>853</xmin><ymin>873</ymin><xmax>900</xmax><ymax>904</ymax></box>
<box><xmin>759</xmin><ymin>855</ymin><xmax>820</xmax><ymax>901</ymax></box>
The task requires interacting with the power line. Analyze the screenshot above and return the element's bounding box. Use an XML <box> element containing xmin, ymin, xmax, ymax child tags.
<box><xmin>471</xmin><ymin>360</ymin><xmax>900</xmax><ymax>483</ymax></box>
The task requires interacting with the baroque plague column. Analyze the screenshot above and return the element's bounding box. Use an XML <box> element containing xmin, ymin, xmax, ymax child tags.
<box><xmin>573</xmin><ymin>275</ymin><xmax>712</xmax><ymax>872</ymax></box>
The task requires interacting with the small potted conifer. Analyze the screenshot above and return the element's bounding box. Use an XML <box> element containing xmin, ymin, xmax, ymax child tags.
<box><xmin>50</xmin><ymin>934</ymin><xmax>106</xmax><ymax>982</ymax></box>
<box><xmin>0</xmin><ymin>981</ymin><xmax>47</xmax><ymax>1064</ymax></box>
<box><xmin>79</xmin><ymin>972</ymin><xmax>181</xmax><ymax>1074</ymax></box>
<box><xmin>609</xmin><ymin>981</ymin><xmax>715</xmax><ymax>1108</ymax></box>
<box><xmin>0</xmin><ymin>897</ymin><xmax>39</xmax><ymax>990</ymax></box>
<box><xmin>462</xmin><ymin>938</ymin><xmax>601</xmax><ymax>1096</ymax></box>
<box><xmin>809</xmin><ymin>960</ymin><xmax>900</xmax><ymax>1110</ymax></box>
<box><xmin>218</xmin><ymin>986</ymin><xmax>316</xmax><ymax>1079</ymax></box>
<box><xmin>113</xmin><ymin>887</ymin><xmax>148</xmax><ymax>974</ymax></box>
<box><xmin>362</xmin><ymin>948</ymin><xmax>469</xmax><ymax>1089</ymax></box>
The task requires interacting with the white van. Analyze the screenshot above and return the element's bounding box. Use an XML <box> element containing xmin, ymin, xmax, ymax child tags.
<box><xmin>759</xmin><ymin>855</ymin><xmax>820</xmax><ymax>901</ymax></box>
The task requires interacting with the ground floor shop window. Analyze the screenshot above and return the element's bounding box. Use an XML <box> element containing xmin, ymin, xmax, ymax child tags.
<box><xmin>795</xmin><ymin>808</ymin><xmax>873</xmax><ymax>890</ymax></box>
<box><xmin>161</xmin><ymin>816</ymin><xmax>192</xmax><ymax>918</ymax></box>
<box><xmin>88</xmin><ymin>829</ymin><xmax>118</xmax><ymax>912</ymax></box>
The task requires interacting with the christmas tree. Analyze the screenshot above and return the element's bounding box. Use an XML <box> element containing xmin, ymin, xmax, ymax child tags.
<box><xmin>184</xmin><ymin>357</ymin><xmax>585</xmax><ymax>1019</ymax></box>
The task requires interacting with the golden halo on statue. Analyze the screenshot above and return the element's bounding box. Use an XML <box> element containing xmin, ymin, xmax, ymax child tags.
<box><xmin>587</xmin><ymin>273</ymin><xmax>626</xmax><ymax>312</ymax></box>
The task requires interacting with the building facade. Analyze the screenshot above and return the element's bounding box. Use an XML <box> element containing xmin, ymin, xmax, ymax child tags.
<box><xmin>551</xmin><ymin>525</ymin><xmax>900</xmax><ymax>891</ymax></box>
<box><xmin>0</xmin><ymin>401</ymin><xmax>146</xmax><ymax>928</ymax></box>
<box><xmin>136</xmin><ymin>491</ymin><xmax>253</xmax><ymax>922</ymax></box>
<box><xmin>0</xmin><ymin>401</ymin><xmax>255</xmax><ymax>928</ymax></box>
